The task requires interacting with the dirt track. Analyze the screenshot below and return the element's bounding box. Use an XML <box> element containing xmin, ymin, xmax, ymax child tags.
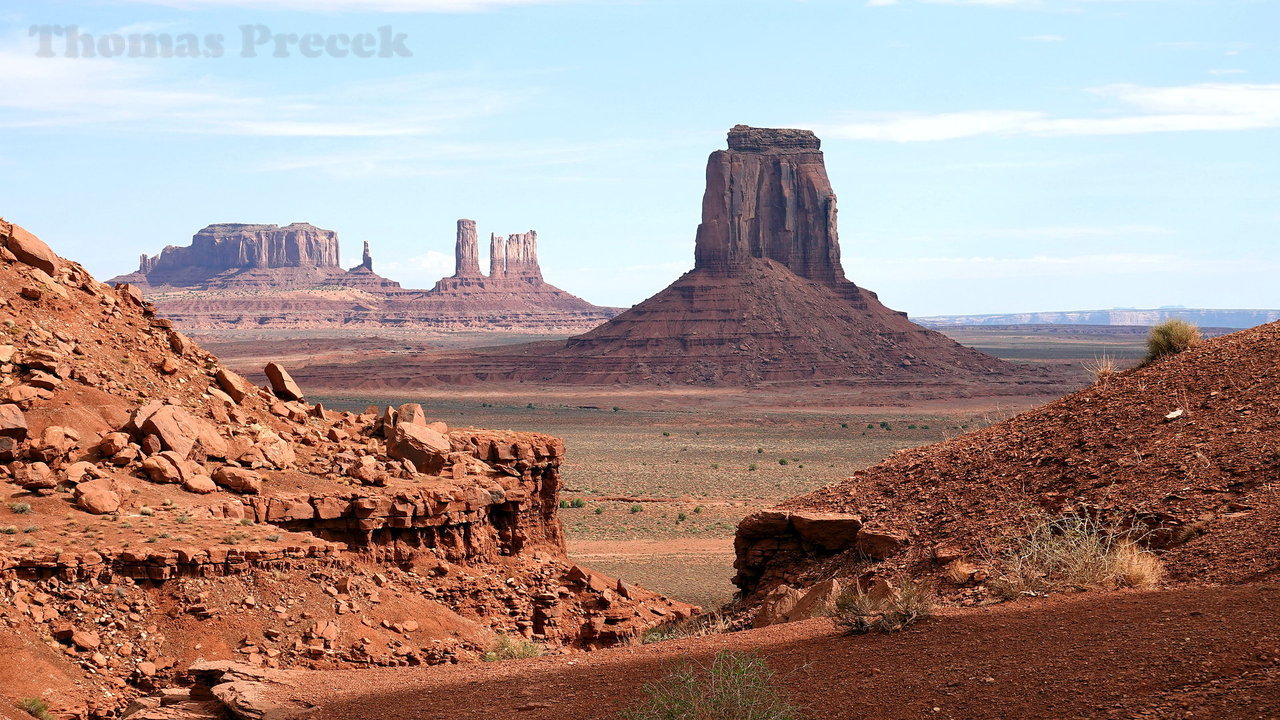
<box><xmin>265</xmin><ymin>584</ymin><xmax>1280</xmax><ymax>719</ymax></box>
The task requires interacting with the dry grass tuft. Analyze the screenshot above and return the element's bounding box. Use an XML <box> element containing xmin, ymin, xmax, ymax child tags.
<box><xmin>620</xmin><ymin>650</ymin><xmax>804</xmax><ymax>720</ymax></box>
<box><xmin>642</xmin><ymin>610</ymin><xmax>733</xmax><ymax>645</ymax></box>
<box><xmin>833</xmin><ymin>577</ymin><xmax>936</xmax><ymax>634</ymax></box>
<box><xmin>1145</xmin><ymin>319</ymin><xmax>1202</xmax><ymax>363</ymax></box>
<box><xmin>1083</xmin><ymin>353</ymin><xmax>1120</xmax><ymax>384</ymax></box>
<box><xmin>991</xmin><ymin>515</ymin><xmax>1165</xmax><ymax>598</ymax></box>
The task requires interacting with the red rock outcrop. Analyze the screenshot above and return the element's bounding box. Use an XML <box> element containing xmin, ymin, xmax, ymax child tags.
<box><xmin>0</xmin><ymin>219</ymin><xmax>691</xmax><ymax>718</ymax></box>
<box><xmin>453</xmin><ymin>219</ymin><xmax>483</xmax><ymax>279</ymax></box>
<box><xmin>292</xmin><ymin>126</ymin><xmax>1066</xmax><ymax>391</ymax></box>
<box><xmin>732</xmin><ymin>321</ymin><xmax>1280</xmax><ymax>622</ymax></box>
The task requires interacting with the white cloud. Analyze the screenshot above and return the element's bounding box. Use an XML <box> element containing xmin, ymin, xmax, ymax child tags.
<box><xmin>109</xmin><ymin>0</ymin><xmax>574</xmax><ymax>11</ymax></box>
<box><xmin>824</xmin><ymin>83</ymin><xmax>1280</xmax><ymax>142</ymax></box>
<box><xmin>0</xmin><ymin>43</ymin><xmax>522</xmax><ymax>136</ymax></box>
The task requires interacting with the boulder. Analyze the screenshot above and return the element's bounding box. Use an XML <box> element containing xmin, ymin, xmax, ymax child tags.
<box><xmin>183</xmin><ymin>475</ymin><xmax>217</xmax><ymax>494</ymax></box>
<box><xmin>14</xmin><ymin>462</ymin><xmax>57</xmax><ymax>490</ymax></box>
<box><xmin>0</xmin><ymin>403</ymin><xmax>28</xmax><ymax>440</ymax></box>
<box><xmin>215</xmin><ymin>369</ymin><xmax>255</xmax><ymax>404</ymax></box>
<box><xmin>388</xmin><ymin>422</ymin><xmax>450</xmax><ymax>474</ymax></box>
<box><xmin>856</xmin><ymin>529</ymin><xmax>909</xmax><ymax>560</ymax></box>
<box><xmin>786</xmin><ymin>579</ymin><xmax>844</xmax><ymax>622</ymax></box>
<box><xmin>397</xmin><ymin>403</ymin><xmax>428</xmax><ymax>426</ymax></box>
<box><xmin>752</xmin><ymin>585</ymin><xmax>803</xmax><ymax>628</ymax></box>
<box><xmin>75</xmin><ymin>478</ymin><xmax>122</xmax><ymax>515</ymax></box>
<box><xmin>213</xmin><ymin>466</ymin><xmax>263</xmax><ymax>495</ymax></box>
<box><xmin>263</xmin><ymin>363</ymin><xmax>304</xmax><ymax>402</ymax></box>
<box><xmin>1</xmin><ymin>219</ymin><xmax>59</xmax><ymax>275</ymax></box>
<box><xmin>141</xmin><ymin>405</ymin><xmax>228</xmax><ymax>460</ymax></box>
<box><xmin>99</xmin><ymin>432</ymin><xmax>132</xmax><ymax>457</ymax></box>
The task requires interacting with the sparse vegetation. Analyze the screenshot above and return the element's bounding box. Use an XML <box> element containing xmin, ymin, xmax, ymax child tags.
<box><xmin>642</xmin><ymin>611</ymin><xmax>733</xmax><ymax>644</ymax></box>
<box><xmin>833</xmin><ymin>577</ymin><xmax>936</xmax><ymax>634</ymax></box>
<box><xmin>1084</xmin><ymin>352</ymin><xmax>1120</xmax><ymax>383</ymax></box>
<box><xmin>480</xmin><ymin>634</ymin><xmax>543</xmax><ymax>662</ymax></box>
<box><xmin>139</xmin><ymin>506</ymin><xmax>154</xmax><ymax>516</ymax></box>
<box><xmin>991</xmin><ymin>515</ymin><xmax>1164</xmax><ymax>599</ymax></box>
<box><xmin>630</xmin><ymin>504</ymin><xmax>643</xmax><ymax>514</ymax></box>
<box><xmin>17</xmin><ymin>698</ymin><xmax>52</xmax><ymax>720</ymax></box>
<box><xmin>620</xmin><ymin>650</ymin><xmax>803</xmax><ymax>720</ymax></box>
<box><xmin>9</xmin><ymin>502</ymin><xmax>33</xmax><ymax>514</ymax></box>
<box><xmin>1145</xmin><ymin>319</ymin><xmax>1201</xmax><ymax>363</ymax></box>
<box><xmin>0</xmin><ymin>525</ymin><xmax>17</xmax><ymax>535</ymax></box>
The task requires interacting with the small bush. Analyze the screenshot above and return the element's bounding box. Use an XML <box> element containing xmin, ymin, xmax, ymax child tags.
<box><xmin>594</xmin><ymin>507</ymin><xmax>604</xmax><ymax>515</ymax></box>
<box><xmin>17</xmin><ymin>697</ymin><xmax>52</xmax><ymax>720</ymax></box>
<box><xmin>139</xmin><ymin>506</ymin><xmax>154</xmax><ymax>516</ymax></box>
<box><xmin>630</xmin><ymin>504</ymin><xmax>643</xmax><ymax>514</ymax></box>
<box><xmin>0</xmin><ymin>526</ymin><xmax>17</xmax><ymax>535</ymax></box>
<box><xmin>620</xmin><ymin>651</ymin><xmax>802</xmax><ymax>720</ymax></box>
<box><xmin>481</xmin><ymin>634</ymin><xmax>542</xmax><ymax>662</ymax></box>
<box><xmin>991</xmin><ymin>515</ymin><xmax>1164</xmax><ymax>598</ymax></box>
<box><xmin>834</xmin><ymin>578</ymin><xmax>936</xmax><ymax>634</ymax></box>
<box><xmin>266</xmin><ymin>533</ymin><xmax>282</xmax><ymax>542</ymax></box>
<box><xmin>570</xmin><ymin>498</ymin><xmax>587</xmax><ymax>509</ymax></box>
<box><xmin>9</xmin><ymin>502</ymin><xmax>33</xmax><ymax>514</ymax></box>
<box><xmin>677</xmin><ymin>512</ymin><xmax>687</xmax><ymax>523</ymax></box>
<box><xmin>778</xmin><ymin>459</ymin><xmax>788</xmax><ymax>466</ymax></box>
<box><xmin>748</xmin><ymin>464</ymin><xmax>757</xmax><ymax>471</ymax></box>
<box><xmin>1145</xmin><ymin>319</ymin><xmax>1201</xmax><ymax>362</ymax></box>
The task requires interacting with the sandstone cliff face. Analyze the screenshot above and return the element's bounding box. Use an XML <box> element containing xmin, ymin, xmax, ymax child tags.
<box><xmin>694</xmin><ymin>125</ymin><xmax>844</xmax><ymax>285</ymax></box>
<box><xmin>141</xmin><ymin>224</ymin><xmax>340</xmax><ymax>285</ymax></box>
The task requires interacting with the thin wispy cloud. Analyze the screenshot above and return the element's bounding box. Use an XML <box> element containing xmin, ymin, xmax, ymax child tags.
<box><xmin>0</xmin><ymin>44</ymin><xmax>525</xmax><ymax>136</ymax></box>
<box><xmin>854</xmin><ymin>253</ymin><xmax>1280</xmax><ymax>281</ymax></box>
<box><xmin>824</xmin><ymin>83</ymin><xmax>1280</xmax><ymax>142</ymax></box>
<box><xmin>108</xmin><ymin>0</ymin><xmax>576</xmax><ymax>12</ymax></box>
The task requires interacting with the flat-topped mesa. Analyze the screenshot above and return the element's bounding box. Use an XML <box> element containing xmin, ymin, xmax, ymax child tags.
<box><xmin>132</xmin><ymin>222</ymin><xmax>342</xmax><ymax>286</ymax></box>
<box><xmin>694</xmin><ymin>125</ymin><xmax>846</xmax><ymax>285</ymax></box>
<box><xmin>453</xmin><ymin>219</ymin><xmax>483</xmax><ymax>278</ymax></box>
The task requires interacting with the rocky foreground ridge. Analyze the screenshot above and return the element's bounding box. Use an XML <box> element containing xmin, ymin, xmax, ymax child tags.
<box><xmin>292</xmin><ymin>125</ymin><xmax>1070</xmax><ymax>392</ymax></box>
<box><xmin>732</xmin><ymin>321</ymin><xmax>1280</xmax><ymax>624</ymax></box>
<box><xmin>110</xmin><ymin>220</ymin><xmax>618</xmax><ymax>333</ymax></box>
<box><xmin>1</xmin><ymin>218</ymin><xmax>689</xmax><ymax>720</ymax></box>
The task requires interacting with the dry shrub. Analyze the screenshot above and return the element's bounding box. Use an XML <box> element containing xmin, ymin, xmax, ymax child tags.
<box><xmin>480</xmin><ymin>634</ymin><xmax>542</xmax><ymax>661</ymax></box>
<box><xmin>620</xmin><ymin>650</ymin><xmax>804</xmax><ymax>720</ymax></box>
<box><xmin>1083</xmin><ymin>353</ymin><xmax>1119</xmax><ymax>384</ymax></box>
<box><xmin>992</xmin><ymin>515</ymin><xmax>1165</xmax><ymax>599</ymax></box>
<box><xmin>833</xmin><ymin>577</ymin><xmax>936</xmax><ymax>634</ymax></box>
<box><xmin>642</xmin><ymin>610</ymin><xmax>733</xmax><ymax>645</ymax></box>
<box><xmin>1145</xmin><ymin>319</ymin><xmax>1202</xmax><ymax>363</ymax></box>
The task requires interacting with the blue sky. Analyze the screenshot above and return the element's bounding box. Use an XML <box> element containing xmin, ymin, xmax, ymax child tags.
<box><xmin>1</xmin><ymin>0</ymin><xmax>1276</xmax><ymax>316</ymax></box>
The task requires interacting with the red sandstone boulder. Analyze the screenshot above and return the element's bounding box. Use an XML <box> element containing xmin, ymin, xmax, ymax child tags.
<box><xmin>140</xmin><ymin>405</ymin><xmax>228</xmax><ymax>460</ymax></box>
<box><xmin>1</xmin><ymin>219</ymin><xmax>59</xmax><ymax>275</ymax></box>
<box><xmin>75</xmin><ymin>478</ymin><xmax>122</xmax><ymax>515</ymax></box>
<box><xmin>213</xmin><ymin>466</ymin><xmax>263</xmax><ymax>494</ymax></box>
<box><xmin>388</xmin><ymin>422</ymin><xmax>450</xmax><ymax>474</ymax></box>
<box><xmin>790</xmin><ymin>511</ymin><xmax>863</xmax><ymax>552</ymax></box>
<box><xmin>215</xmin><ymin>368</ymin><xmax>255</xmax><ymax>404</ymax></box>
<box><xmin>263</xmin><ymin>362</ymin><xmax>304</xmax><ymax>402</ymax></box>
<box><xmin>0</xmin><ymin>403</ymin><xmax>28</xmax><ymax>440</ymax></box>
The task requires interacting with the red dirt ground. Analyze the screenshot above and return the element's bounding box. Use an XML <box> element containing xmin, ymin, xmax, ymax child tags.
<box><xmin>255</xmin><ymin>583</ymin><xmax>1280</xmax><ymax>719</ymax></box>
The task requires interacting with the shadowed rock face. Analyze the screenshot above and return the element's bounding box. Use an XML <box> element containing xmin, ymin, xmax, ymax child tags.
<box><xmin>694</xmin><ymin>125</ymin><xmax>844</xmax><ymax>285</ymax></box>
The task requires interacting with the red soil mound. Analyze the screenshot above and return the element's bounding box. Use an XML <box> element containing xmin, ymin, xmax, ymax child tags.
<box><xmin>0</xmin><ymin>217</ymin><xmax>689</xmax><ymax>719</ymax></box>
<box><xmin>735</xmin><ymin>321</ymin><xmax>1280</xmax><ymax>602</ymax></box>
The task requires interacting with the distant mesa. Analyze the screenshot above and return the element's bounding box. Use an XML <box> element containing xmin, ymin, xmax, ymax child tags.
<box><xmin>294</xmin><ymin>125</ymin><xmax>1068</xmax><ymax>390</ymax></box>
<box><xmin>111</xmin><ymin>220</ymin><xmax>619</xmax><ymax>332</ymax></box>
<box><xmin>918</xmin><ymin>308</ymin><xmax>1280</xmax><ymax>330</ymax></box>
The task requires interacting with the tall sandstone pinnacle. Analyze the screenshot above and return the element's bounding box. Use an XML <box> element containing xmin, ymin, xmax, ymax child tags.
<box><xmin>360</xmin><ymin>240</ymin><xmax>373</xmax><ymax>271</ymax></box>
<box><xmin>453</xmin><ymin>219</ymin><xmax>483</xmax><ymax>278</ymax></box>
<box><xmin>504</xmin><ymin>231</ymin><xmax>542</xmax><ymax>280</ymax></box>
<box><xmin>694</xmin><ymin>125</ymin><xmax>844</xmax><ymax>284</ymax></box>
<box><xmin>489</xmin><ymin>233</ymin><xmax>505</xmax><ymax>279</ymax></box>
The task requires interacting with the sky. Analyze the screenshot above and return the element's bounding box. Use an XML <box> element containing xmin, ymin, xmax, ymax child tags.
<box><xmin>0</xmin><ymin>0</ymin><xmax>1276</xmax><ymax>316</ymax></box>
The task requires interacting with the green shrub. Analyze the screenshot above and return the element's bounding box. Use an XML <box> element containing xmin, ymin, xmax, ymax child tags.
<box><xmin>748</xmin><ymin>464</ymin><xmax>757</xmax><ymax>471</ymax></box>
<box><xmin>620</xmin><ymin>651</ymin><xmax>802</xmax><ymax>720</ymax></box>
<box><xmin>17</xmin><ymin>697</ymin><xmax>53</xmax><ymax>720</ymax></box>
<box><xmin>677</xmin><ymin>512</ymin><xmax>687</xmax><ymax>523</ymax></box>
<box><xmin>834</xmin><ymin>577</ymin><xmax>936</xmax><ymax>634</ymax></box>
<box><xmin>594</xmin><ymin>507</ymin><xmax>604</xmax><ymax>515</ymax></box>
<box><xmin>630</xmin><ymin>504</ymin><xmax>643</xmax><ymax>514</ymax></box>
<box><xmin>481</xmin><ymin>634</ymin><xmax>543</xmax><ymax>662</ymax></box>
<box><xmin>570</xmin><ymin>498</ymin><xmax>587</xmax><ymax>509</ymax></box>
<box><xmin>1145</xmin><ymin>319</ymin><xmax>1201</xmax><ymax>362</ymax></box>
